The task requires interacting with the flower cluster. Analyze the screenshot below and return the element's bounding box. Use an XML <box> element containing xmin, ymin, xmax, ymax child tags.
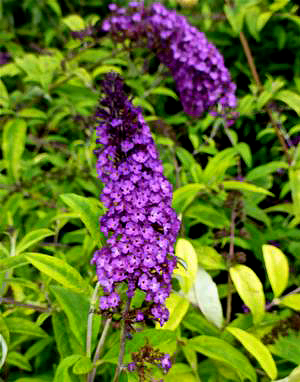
<box><xmin>102</xmin><ymin>2</ymin><xmax>237</xmax><ymax>119</ymax></box>
<box><xmin>91</xmin><ymin>72</ymin><xmax>180</xmax><ymax>326</ymax></box>
<box><xmin>128</xmin><ymin>342</ymin><xmax>172</xmax><ymax>379</ymax></box>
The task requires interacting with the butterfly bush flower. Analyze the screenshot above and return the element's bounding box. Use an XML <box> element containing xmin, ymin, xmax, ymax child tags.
<box><xmin>102</xmin><ymin>2</ymin><xmax>237</xmax><ymax>119</ymax></box>
<box><xmin>91</xmin><ymin>72</ymin><xmax>180</xmax><ymax>326</ymax></box>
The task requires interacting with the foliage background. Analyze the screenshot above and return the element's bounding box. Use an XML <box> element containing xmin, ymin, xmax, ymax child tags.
<box><xmin>1</xmin><ymin>0</ymin><xmax>300</xmax><ymax>381</ymax></box>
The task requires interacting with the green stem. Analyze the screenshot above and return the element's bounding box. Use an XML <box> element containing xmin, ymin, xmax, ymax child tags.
<box><xmin>225</xmin><ymin>199</ymin><xmax>237</xmax><ymax>325</ymax></box>
<box><xmin>0</xmin><ymin>231</ymin><xmax>17</xmax><ymax>297</ymax></box>
<box><xmin>87</xmin><ymin>317</ymin><xmax>112</xmax><ymax>382</ymax></box>
<box><xmin>86</xmin><ymin>282</ymin><xmax>101</xmax><ymax>358</ymax></box>
<box><xmin>238</xmin><ymin>30</ymin><xmax>292</xmax><ymax>165</ymax></box>
<box><xmin>112</xmin><ymin>298</ymin><xmax>132</xmax><ymax>382</ymax></box>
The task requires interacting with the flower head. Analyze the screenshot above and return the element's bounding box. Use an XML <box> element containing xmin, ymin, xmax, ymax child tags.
<box><xmin>92</xmin><ymin>72</ymin><xmax>180</xmax><ymax>325</ymax></box>
<box><xmin>103</xmin><ymin>3</ymin><xmax>237</xmax><ymax>119</ymax></box>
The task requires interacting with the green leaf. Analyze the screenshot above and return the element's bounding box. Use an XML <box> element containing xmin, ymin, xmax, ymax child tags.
<box><xmin>183</xmin><ymin>312</ymin><xmax>221</xmax><ymax>337</ymax></box>
<box><xmin>24</xmin><ymin>252</ymin><xmax>89</xmax><ymax>294</ymax></box>
<box><xmin>223</xmin><ymin>180</ymin><xmax>273</xmax><ymax>195</ymax></box>
<box><xmin>246</xmin><ymin>161</ymin><xmax>288</xmax><ymax>181</ymax></box>
<box><xmin>0</xmin><ymin>334</ymin><xmax>8</xmax><ymax>369</ymax></box>
<box><xmin>245</xmin><ymin>6</ymin><xmax>260</xmax><ymax>40</ymax></box>
<box><xmin>46</xmin><ymin>0</ymin><xmax>62</xmax><ymax>16</ymax></box>
<box><xmin>132</xmin><ymin>97</ymin><xmax>155</xmax><ymax>114</ymax></box>
<box><xmin>262</xmin><ymin>244</ymin><xmax>289</xmax><ymax>298</ymax></box>
<box><xmin>257</xmin><ymin>11</ymin><xmax>272</xmax><ymax>31</ymax></box>
<box><xmin>203</xmin><ymin>149</ymin><xmax>237</xmax><ymax>184</ymax></box>
<box><xmin>50</xmin><ymin>285</ymin><xmax>96</xmax><ymax>348</ymax></box>
<box><xmin>62</xmin><ymin>15</ymin><xmax>85</xmax><ymax>31</ymax></box>
<box><xmin>189</xmin><ymin>268</ymin><xmax>224</xmax><ymax>328</ymax></box>
<box><xmin>92</xmin><ymin>65</ymin><xmax>122</xmax><ymax>78</ymax></box>
<box><xmin>172</xmin><ymin>184</ymin><xmax>206</xmax><ymax>214</ymax></box>
<box><xmin>16</xmin><ymin>229</ymin><xmax>54</xmax><ymax>255</ymax></box>
<box><xmin>60</xmin><ymin>193</ymin><xmax>104</xmax><ymax>246</ymax></box>
<box><xmin>174</xmin><ymin>239</ymin><xmax>198</xmax><ymax>293</ymax></box>
<box><xmin>0</xmin><ymin>255</ymin><xmax>28</xmax><ymax>272</ymax></box>
<box><xmin>103</xmin><ymin>329</ymin><xmax>177</xmax><ymax>364</ymax></box>
<box><xmin>185</xmin><ymin>203</ymin><xmax>230</xmax><ymax>229</ymax></box>
<box><xmin>6</xmin><ymin>352</ymin><xmax>32</xmax><ymax>371</ymax></box>
<box><xmin>54</xmin><ymin>355</ymin><xmax>82</xmax><ymax>382</ymax></box>
<box><xmin>5</xmin><ymin>317</ymin><xmax>48</xmax><ymax>338</ymax></box>
<box><xmin>72</xmin><ymin>355</ymin><xmax>93</xmax><ymax>374</ymax></box>
<box><xmin>14</xmin><ymin>377</ymin><xmax>53</xmax><ymax>382</ymax></box>
<box><xmin>227</xmin><ymin>327</ymin><xmax>277</xmax><ymax>380</ymax></box>
<box><xmin>224</xmin><ymin>4</ymin><xmax>245</xmax><ymax>34</ymax></box>
<box><xmin>280</xmin><ymin>294</ymin><xmax>300</xmax><ymax>311</ymax></box>
<box><xmin>149</xmin><ymin>86</ymin><xmax>178</xmax><ymax>99</ymax></box>
<box><xmin>164</xmin><ymin>363</ymin><xmax>197</xmax><ymax>382</ymax></box>
<box><xmin>0</xmin><ymin>79</ymin><xmax>9</xmax><ymax>107</ymax></box>
<box><xmin>275</xmin><ymin>90</ymin><xmax>300</xmax><ymax>115</ymax></box>
<box><xmin>194</xmin><ymin>245</ymin><xmax>226</xmax><ymax>270</ymax></box>
<box><xmin>25</xmin><ymin>337</ymin><xmax>53</xmax><ymax>360</ymax></box>
<box><xmin>2</xmin><ymin>118</ymin><xmax>27</xmax><ymax>182</ymax></box>
<box><xmin>270</xmin><ymin>332</ymin><xmax>300</xmax><ymax>365</ymax></box>
<box><xmin>176</xmin><ymin>147</ymin><xmax>196</xmax><ymax>170</ymax></box>
<box><xmin>235</xmin><ymin>142</ymin><xmax>252</xmax><ymax>168</ymax></box>
<box><xmin>0</xmin><ymin>62</ymin><xmax>20</xmax><ymax>77</ymax></box>
<box><xmin>18</xmin><ymin>108</ymin><xmax>47</xmax><ymax>119</ymax></box>
<box><xmin>230</xmin><ymin>264</ymin><xmax>265</xmax><ymax>325</ymax></box>
<box><xmin>189</xmin><ymin>336</ymin><xmax>256</xmax><ymax>382</ymax></box>
<box><xmin>289</xmin><ymin>167</ymin><xmax>300</xmax><ymax>217</ymax></box>
<box><xmin>160</xmin><ymin>293</ymin><xmax>189</xmax><ymax>330</ymax></box>
<box><xmin>52</xmin><ymin>312</ymin><xmax>74</xmax><ymax>358</ymax></box>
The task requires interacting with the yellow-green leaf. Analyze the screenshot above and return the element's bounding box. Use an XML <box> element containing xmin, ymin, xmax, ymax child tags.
<box><xmin>262</xmin><ymin>244</ymin><xmax>289</xmax><ymax>298</ymax></box>
<box><xmin>2</xmin><ymin>118</ymin><xmax>27</xmax><ymax>182</ymax></box>
<box><xmin>24</xmin><ymin>252</ymin><xmax>88</xmax><ymax>294</ymax></box>
<box><xmin>174</xmin><ymin>238</ymin><xmax>198</xmax><ymax>293</ymax></box>
<box><xmin>275</xmin><ymin>89</ymin><xmax>300</xmax><ymax>115</ymax></box>
<box><xmin>172</xmin><ymin>183</ymin><xmax>205</xmax><ymax>214</ymax></box>
<box><xmin>16</xmin><ymin>229</ymin><xmax>54</xmax><ymax>255</ymax></box>
<box><xmin>280</xmin><ymin>294</ymin><xmax>300</xmax><ymax>311</ymax></box>
<box><xmin>289</xmin><ymin>166</ymin><xmax>300</xmax><ymax>217</ymax></box>
<box><xmin>223</xmin><ymin>180</ymin><xmax>273</xmax><ymax>196</ymax></box>
<box><xmin>60</xmin><ymin>193</ymin><xmax>104</xmax><ymax>246</ymax></box>
<box><xmin>5</xmin><ymin>317</ymin><xmax>48</xmax><ymax>338</ymax></box>
<box><xmin>0</xmin><ymin>255</ymin><xmax>28</xmax><ymax>272</ymax></box>
<box><xmin>62</xmin><ymin>15</ymin><xmax>85</xmax><ymax>31</ymax></box>
<box><xmin>230</xmin><ymin>265</ymin><xmax>265</xmax><ymax>324</ymax></box>
<box><xmin>160</xmin><ymin>293</ymin><xmax>189</xmax><ymax>330</ymax></box>
<box><xmin>227</xmin><ymin>327</ymin><xmax>277</xmax><ymax>380</ymax></box>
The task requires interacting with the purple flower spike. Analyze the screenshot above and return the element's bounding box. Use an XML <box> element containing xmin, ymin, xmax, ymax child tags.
<box><xmin>103</xmin><ymin>3</ymin><xmax>237</xmax><ymax>119</ymax></box>
<box><xmin>92</xmin><ymin>72</ymin><xmax>180</xmax><ymax>325</ymax></box>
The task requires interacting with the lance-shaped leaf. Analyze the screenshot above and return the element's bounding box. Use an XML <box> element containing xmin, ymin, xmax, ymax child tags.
<box><xmin>16</xmin><ymin>229</ymin><xmax>54</xmax><ymax>255</ymax></box>
<box><xmin>60</xmin><ymin>193</ymin><xmax>104</xmax><ymax>246</ymax></box>
<box><xmin>172</xmin><ymin>184</ymin><xmax>205</xmax><ymax>214</ymax></box>
<box><xmin>280</xmin><ymin>294</ymin><xmax>300</xmax><ymax>311</ymax></box>
<box><xmin>2</xmin><ymin>118</ymin><xmax>27</xmax><ymax>182</ymax></box>
<box><xmin>174</xmin><ymin>238</ymin><xmax>198</xmax><ymax>293</ymax></box>
<box><xmin>227</xmin><ymin>327</ymin><xmax>277</xmax><ymax>380</ymax></box>
<box><xmin>189</xmin><ymin>336</ymin><xmax>256</xmax><ymax>382</ymax></box>
<box><xmin>160</xmin><ymin>293</ymin><xmax>190</xmax><ymax>330</ymax></box>
<box><xmin>189</xmin><ymin>267</ymin><xmax>224</xmax><ymax>328</ymax></box>
<box><xmin>289</xmin><ymin>166</ymin><xmax>300</xmax><ymax>217</ymax></box>
<box><xmin>223</xmin><ymin>180</ymin><xmax>273</xmax><ymax>195</ymax></box>
<box><xmin>24</xmin><ymin>252</ymin><xmax>89</xmax><ymax>294</ymax></box>
<box><xmin>0</xmin><ymin>334</ymin><xmax>8</xmax><ymax>369</ymax></box>
<box><xmin>262</xmin><ymin>244</ymin><xmax>289</xmax><ymax>298</ymax></box>
<box><xmin>230</xmin><ymin>264</ymin><xmax>265</xmax><ymax>325</ymax></box>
